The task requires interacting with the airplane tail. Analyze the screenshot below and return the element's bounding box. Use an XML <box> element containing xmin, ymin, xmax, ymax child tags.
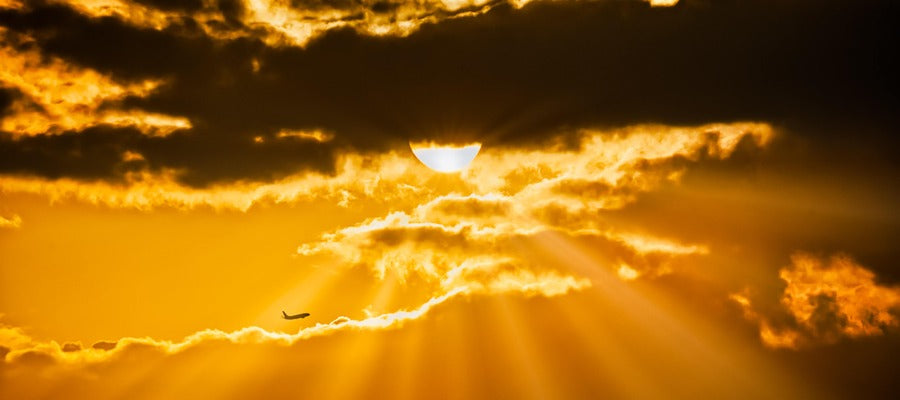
<box><xmin>282</xmin><ymin>311</ymin><xmax>288</xmax><ymax>318</ymax></box>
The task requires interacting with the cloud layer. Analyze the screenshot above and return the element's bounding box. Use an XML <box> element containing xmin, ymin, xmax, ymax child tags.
<box><xmin>1</xmin><ymin>0</ymin><xmax>896</xmax><ymax>186</ymax></box>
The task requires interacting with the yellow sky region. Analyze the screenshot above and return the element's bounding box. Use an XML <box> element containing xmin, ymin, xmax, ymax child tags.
<box><xmin>0</xmin><ymin>191</ymin><xmax>389</xmax><ymax>342</ymax></box>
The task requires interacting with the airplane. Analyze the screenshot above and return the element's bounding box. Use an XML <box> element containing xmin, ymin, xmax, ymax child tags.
<box><xmin>282</xmin><ymin>311</ymin><xmax>310</xmax><ymax>320</ymax></box>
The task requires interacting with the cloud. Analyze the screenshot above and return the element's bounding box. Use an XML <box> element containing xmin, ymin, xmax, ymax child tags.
<box><xmin>35</xmin><ymin>1</ymin><xmax>679</xmax><ymax>49</ymax></box>
<box><xmin>0</xmin><ymin>0</ymin><xmax>895</xmax><ymax>185</ymax></box>
<box><xmin>0</xmin><ymin>288</ymin><xmax>452</xmax><ymax>364</ymax></box>
<box><xmin>0</xmin><ymin>213</ymin><xmax>21</xmax><ymax>228</ymax></box>
<box><xmin>0</xmin><ymin>29</ymin><xmax>188</xmax><ymax>137</ymax></box>
<box><xmin>732</xmin><ymin>252</ymin><xmax>900</xmax><ymax>349</ymax></box>
<box><xmin>295</xmin><ymin>122</ymin><xmax>750</xmax><ymax>284</ymax></box>
<box><xmin>37</xmin><ymin>0</ymin><xmax>510</xmax><ymax>47</ymax></box>
<box><xmin>0</xmin><ymin>269</ymin><xmax>588</xmax><ymax>369</ymax></box>
<box><xmin>0</xmin><ymin>122</ymin><xmax>770</xmax><ymax>211</ymax></box>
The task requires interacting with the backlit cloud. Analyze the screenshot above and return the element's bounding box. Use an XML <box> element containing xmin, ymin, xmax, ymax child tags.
<box><xmin>2</xmin><ymin>0</ymin><xmax>893</xmax><ymax>186</ymax></box>
<box><xmin>732</xmin><ymin>252</ymin><xmax>900</xmax><ymax>349</ymax></box>
<box><xmin>35</xmin><ymin>1</ymin><xmax>679</xmax><ymax>48</ymax></box>
<box><xmin>0</xmin><ymin>213</ymin><xmax>21</xmax><ymax>228</ymax></box>
<box><xmin>0</xmin><ymin>29</ymin><xmax>189</xmax><ymax>137</ymax></box>
<box><xmin>0</xmin><ymin>269</ymin><xmax>589</xmax><ymax>369</ymax></box>
<box><xmin>0</xmin><ymin>122</ymin><xmax>772</xmax><ymax>211</ymax></box>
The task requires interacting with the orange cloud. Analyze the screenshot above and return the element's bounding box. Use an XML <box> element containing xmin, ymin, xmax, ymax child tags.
<box><xmin>732</xmin><ymin>252</ymin><xmax>900</xmax><ymax>349</ymax></box>
<box><xmin>0</xmin><ymin>270</ymin><xmax>589</xmax><ymax>368</ymax></box>
<box><xmin>0</xmin><ymin>122</ymin><xmax>774</xmax><ymax>212</ymax></box>
<box><xmin>276</xmin><ymin>129</ymin><xmax>334</xmax><ymax>143</ymax></box>
<box><xmin>0</xmin><ymin>213</ymin><xmax>21</xmax><ymax>229</ymax></box>
<box><xmin>42</xmin><ymin>0</ymin><xmax>680</xmax><ymax>48</ymax></box>
<box><xmin>0</xmin><ymin>29</ymin><xmax>189</xmax><ymax>137</ymax></box>
<box><xmin>45</xmin><ymin>0</ymin><xmax>505</xmax><ymax>47</ymax></box>
<box><xmin>0</xmin><ymin>288</ymin><xmax>452</xmax><ymax>363</ymax></box>
<box><xmin>297</xmin><ymin>183</ymin><xmax>708</xmax><ymax>292</ymax></box>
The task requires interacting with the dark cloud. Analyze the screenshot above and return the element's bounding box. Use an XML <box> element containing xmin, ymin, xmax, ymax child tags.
<box><xmin>0</xmin><ymin>87</ymin><xmax>15</xmax><ymax>117</ymax></box>
<box><xmin>133</xmin><ymin>0</ymin><xmax>205</xmax><ymax>12</ymax></box>
<box><xmin>0</xmin><ymin>0</ymin><xmax>897</xmax><ymax>186</ymax></box>
<box><xmin>0</xmin><ymin>125</ymin><xmax>336</xmax><ymax>185</ymax></box>
<box><xmin>0</xmin><ymin>126</ymin><xmax>146</xmax><ymax>181</ymax></box>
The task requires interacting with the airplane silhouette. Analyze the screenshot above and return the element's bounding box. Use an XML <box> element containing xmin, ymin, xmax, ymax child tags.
<box><xmin>282</xmin><ymin>311</ymin><xmax>310</xmax><ymax>320</ymax></box>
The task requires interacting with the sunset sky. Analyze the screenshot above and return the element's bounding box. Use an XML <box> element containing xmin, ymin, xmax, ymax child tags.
<box><xmin>1</xmin><ymin>0</ymin><xmax>899</xmax><ymax>399</ymax></box>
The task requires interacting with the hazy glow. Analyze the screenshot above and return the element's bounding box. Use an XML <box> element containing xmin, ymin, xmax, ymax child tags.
<box><xmin>410</xmin><ymin>142</ymin><xmax>482</xmax><ymax>173</ymax></box>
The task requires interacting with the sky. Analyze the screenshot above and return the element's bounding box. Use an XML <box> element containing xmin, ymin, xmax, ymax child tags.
<box><xmin>1</xmin><ymin>0</ymin><xmax>899</xmax><ymax>399</ymax></box>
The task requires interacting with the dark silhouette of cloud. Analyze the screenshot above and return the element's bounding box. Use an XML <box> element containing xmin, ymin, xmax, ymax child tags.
<box><xmin>0</xmin><ymin>87</ymin><xmax>17</xmax><ymax>117</ymax></box>
<box><xmin>132</xmin><ymin>0</ymin><xmax>205</xmax><ymax>13</ymax></box>
<box><xmin>0</xmin><ymin>0</ymin><xmax>897</xmax><ymax>186</ymax></box>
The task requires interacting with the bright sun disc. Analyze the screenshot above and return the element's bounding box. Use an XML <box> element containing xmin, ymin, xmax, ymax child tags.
<box><xmin>410</xmin><ymin>142</ymin><xmax>481</xmax><ymax>173</ymax></box>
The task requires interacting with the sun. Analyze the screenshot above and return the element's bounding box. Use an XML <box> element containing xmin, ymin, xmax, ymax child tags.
<box><xmin>409</xmin><ymin>142</ymin><xmax>481</xmax><ymax>173</ymax></box>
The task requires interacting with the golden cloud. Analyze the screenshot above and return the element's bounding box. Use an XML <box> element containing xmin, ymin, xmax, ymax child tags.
<box><xmin>0</xmin><ymin>289</ymin><xmax>455</xmax><ymax>364</ymax></box>
<box><xmin>0</xmin><ymin>122</ymin><xmax>774</xmax><ymax>211</ymax></box>
<box><xmin>276</xmin><ymin>128</ymin><xmax>334</xmax><ymax>143</ymax></box>
<box><xmin>0</xmin><ymin>30</ymin><xmax>189</xmax><ymax>137</ymax></box>
<box><xmin>45</xmin><ymin>0</ymin><xmax>175</xmax><ymax>29</ymax></box>
<box><xmin>0</xmin><ymin>266</ymin><xmax>590</xmax><ymax>368</ymax></box>
<box><xmin>38</xmin><ymin>0</ymin><xmax>501</xmax><ymax>47</ymax></box>
<box><xmin>0</xmin><ymin>0</ymin><xmax>22</xmax><ymax>10</ymax></box>
<box><xmin>0</xmin><ymin>122</ymin><xmax>763</xmax><ymax>345</ymax></box>
<box><xmin>732</xmin><ymin>252</ymin><xmax>900</xmax><ymax>349</ymax></box>
<box><xmin>0</xmin><ymin>213</ymin><xmax>21</xmax><ymax>229</ymax></box>
<box><xmin>287</xmin><ymin>122</ymin><xmax>762</xmax><ymax>286</ymax></box>
<box><xmin>296</xmin><ymin>184</ymin><xmax>709</xmax><ymax>302</ymax></box>
<box><xmin>40</xmin><ymin>1</ymin><xmax>679</xmax><ymax>48</ymax></box>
